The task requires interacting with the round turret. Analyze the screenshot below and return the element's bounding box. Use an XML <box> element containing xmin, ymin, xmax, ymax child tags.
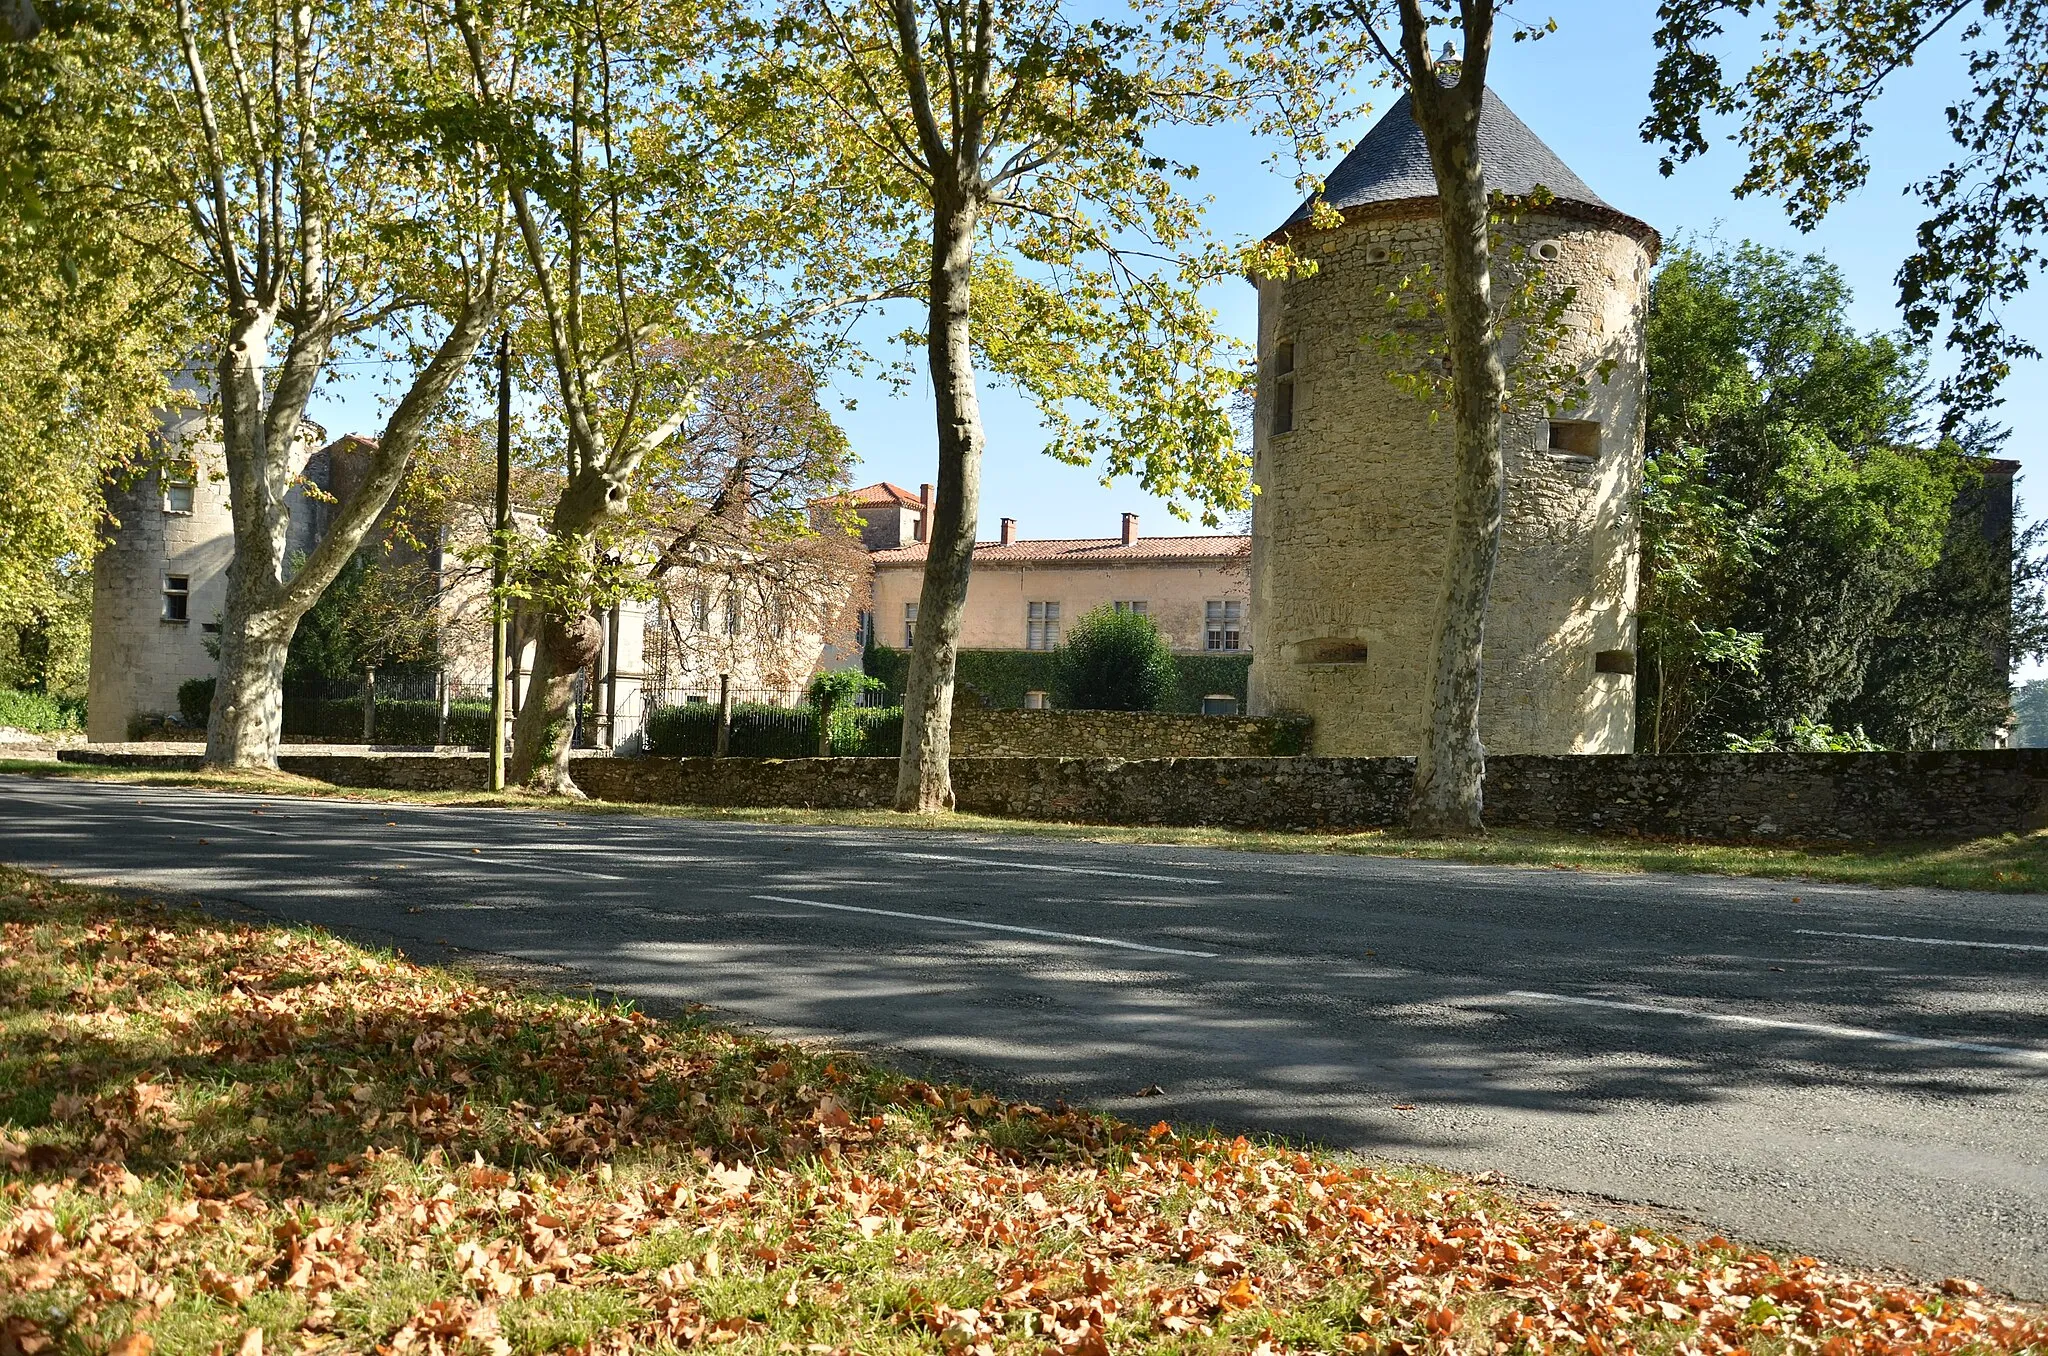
<box><xmin>1248</xmin><ymin>88</ymin><xmax>1659</xmax><ymax>755</ymax></box>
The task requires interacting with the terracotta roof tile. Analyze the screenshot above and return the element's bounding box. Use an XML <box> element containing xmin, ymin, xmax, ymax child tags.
<box><xmin>873</xmin><ymin>534</ymin><xmax>1248</xmax><ymax>566</ymax></box>
<box><xmin>839</xmin><ymin>481</ymin><xmax>924</xmax><ymax>508</ymax></box>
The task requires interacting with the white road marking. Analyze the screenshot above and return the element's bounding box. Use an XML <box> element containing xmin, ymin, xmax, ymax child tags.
<box><xmin>751</xmin><ymin>894</ymin><xmax>1219</xmax><ymax>957</ymax></box>
<box><xmin>1502</xmin><ymin>989</ymin><xmax>2048</xmax><ymax>1065</ymax></box>
<box><xmin>1794</xmin><ymin>928</ymin><xmax>2048</xmax><ymax>955</ymax></box>
<box><xmin>885</xmin><ymin>851</ymin><xmax>1221</xmax><ymax>885</ymax></box>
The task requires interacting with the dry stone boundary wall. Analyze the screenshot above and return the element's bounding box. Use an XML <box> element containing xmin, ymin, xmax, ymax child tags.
<box><xmin>58</xmin><ymin>747</ymin><xmax>2048</xmax><ymax>842</ymax></box>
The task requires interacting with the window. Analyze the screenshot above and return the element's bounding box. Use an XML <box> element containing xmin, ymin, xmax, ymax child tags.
<box><xmin>903</xmin><ymin>601</ymin><xmax>918</xmax><ymax>646</ymax></box>
<box><xmin>1595</xmin><ymin>649</ymin><xmax>1636</xmax><ymax>676</ymax></box>
<box><xmin>163</xmin><ymin>461</ymin><xmax>196</xmax><ymax>514</ymax></box>
<box><xmin>1200</xmin><ymin>694</ymin><xmax>1240</xmax><ymax>716</ymax></box>
<box><xmin>1205</xmin><ymin>599</ymin><xmax>1242</xmax><ymax>651</ymax></box>
<box><xmin>855</xmin><ymin>609</ymin><xmax>873</xmax><ymax>649</ymax></box>
<box><xmin>1272</xmin><ymin>339</ymin><xmax>1296</xmax><ymax>435</ymax></box>
<box><xmin>724</xmin><ymin>595</ymin><xmax>742</xmax><ymax>636</ymax></box>
<box><xmin>161</xmin><ymin>574</ymin><xmax>190</xmax><ymax>622</ymax></box>
<box><xmin>1023</xmin><ymin>690</ymin><xmax>1050</xmax><ymax>710</ymax></box>
<box><xmin>1548</xmin><ymin>420</ymin><xmax>1601</xmax><ymax>458</ymax></box>
<box><xmin>1025</xmin><ymin>600</ymin><xmax>1061</xmax><ymax>651</ymax></box>
<box><xmin>1113</xmin><ymin>599</ymin><xmax>1148</xmax><ymax>616</ymax></box>
<box><xmin>690</xmin><ymin>590</ymin><xmax>709</xmax><ymax>632</ymax></box>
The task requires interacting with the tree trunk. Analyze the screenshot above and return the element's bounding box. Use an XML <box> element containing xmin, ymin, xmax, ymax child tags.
<box><xmin>204</xmin><ymin>309</ymin><xmax>304</xmax><ymax>769</ymax></box>
<box><xmin>895</xmin><ymin>196</ymin><xmax>984</xmax><ymax>813</ymax></box>
<box><xmin>1402</xmin><ymin>13</ymin><xmax>1505</xmax><ymax>835</ymax></box>
<box><xmin>204</xmin><ymin>603</ymin><xmax>295</xmax><ymax>766</ymax></box>
<box><xmin>508</xmin><ymin>610</ymin><xmax>602</xmax><ymax>795</ymax></box>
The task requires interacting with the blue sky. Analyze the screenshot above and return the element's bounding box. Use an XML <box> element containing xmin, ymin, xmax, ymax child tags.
<box><xmin>309</xmin><ymin>1</ymin><xmax>2041</xmax><ymax>546</ymax></box>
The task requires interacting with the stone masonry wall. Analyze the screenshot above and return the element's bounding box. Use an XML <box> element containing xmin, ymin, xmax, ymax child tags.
<box><xmin>1250</xmin><ymin>205</ymin><xmax>1652</xmax><ymax>756</ymax></box>
<box><xmin>60</xmin><ymin>747</ymin><xmax>2048</xmax><ymax>841</ymax></box>
<box><xmin>951</xmin><ymin>708</ymin><xmax>1309</xmax><ymax>758</ymax></box>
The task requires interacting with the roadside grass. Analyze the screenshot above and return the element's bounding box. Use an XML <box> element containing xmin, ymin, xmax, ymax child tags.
<box><xmin>5</xmin><ymin>757</ymin><xmax>2047</xmax><ymax>893</ymax></box>
<box><xmin>2</xmin><ymin>866</ymin><xmax>2040</xmax><ymax>1356</ymax></box>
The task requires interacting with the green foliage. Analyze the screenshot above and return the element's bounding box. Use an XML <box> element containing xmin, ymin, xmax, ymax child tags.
<box><xmin>806</xmin><ymin>669</ymin><xmax>884</xmax><ymax>713</ymax></box>
<box><xmin>1053</xmin><ymin>606</ymin><xmax>1178</xmax><ymax>712</ymax></box>
<box><xmin>0</xmin><ymin>686</ymin><xmax>82</xmax><ymax>733</ymax></box>
<box><xmin>1644</xmin><ymin>0</ymin><xmax>2048</xmax><ymax>419</ymax></box>
<box><xmin>865</xmin><ymin>643</ymin><xmax>1251</xmax><ymax>714</ymax></box>
<box><xmin>1637</xmin><ymin>241</ymin><xmax>2039</xmax><ymax>752</ymax></box>
<box><xmin>177</xmin><ymin>678</ymin><xmax>214</xmax><ymax>728</ymax></box>
<box><xmin>283</xmin><ymin>553</ymin><xmax>440</xmax><ymax>684</ymax></box>
<box><xmin>2014</xmin><ymin>680</ymin><xmax>2048</xmax><ymax>748</ymax></box>
<box><xmin>1726</xmin><ymin>720</ymin><xmax>1883</xmax><ymax>754</ymax></box>
<box><xmin>644</xmin><ymin>703</ymin><xmax>820</xmax><ymax>759</ymax></box>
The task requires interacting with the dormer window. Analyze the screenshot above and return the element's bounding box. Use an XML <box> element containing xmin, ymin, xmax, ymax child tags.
<box><xmin>1272</xmin><ymin>339</ymin><xmax>1297</xmax><ymax>436</ymax></box>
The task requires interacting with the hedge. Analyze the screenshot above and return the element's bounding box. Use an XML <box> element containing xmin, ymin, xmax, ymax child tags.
<box><xmin>176</xmin><ymin>677</ymin><xmax>491</xmax><ymax>745</ymax></box>
<box><xmin>0</xmin><ymin>688</ymin><xmax>84</xmax><ymax>734</ymax></box>
<box><xmin>864</xmin><ymin>644</ymin><xmax>1252</xmax><ymax>713</ymax></box>
<box><xmin>645</xmin><ymin>701</ymin><xmax>903</xmax><ymax>758</ymax></box>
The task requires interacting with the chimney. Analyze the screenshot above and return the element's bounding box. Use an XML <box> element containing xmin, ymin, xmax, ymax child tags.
<box><xmin>1121</xmin><ymin>512</ymin><xmax>1139</xmax><ymax>547</ymax></box>
<box><xmin>917</xmin><ymin>482</ymin><xmax>933</xmax><ymax>543</ymax></box>
<box><xmin>1000</xmin><ymin>518</ymin><xmax>1017</xmax><ymax>546</ymax></box>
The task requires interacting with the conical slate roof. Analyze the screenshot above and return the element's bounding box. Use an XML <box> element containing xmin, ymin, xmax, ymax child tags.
<box><xmin>1274</xmin><ymin>87</ymin><xmax>1622</xmax><ymax>237</ymax></box>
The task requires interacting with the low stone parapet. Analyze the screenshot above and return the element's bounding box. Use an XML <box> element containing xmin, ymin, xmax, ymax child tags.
<box><xmin>52</xmin><ymin>747</ymin><xmax>2048</xmax><ymax>842</ymax></box>
<box><xmin>951</xmin><ymin>708</ymin><xmax>1309</xmax><ymax>758</ymax></box>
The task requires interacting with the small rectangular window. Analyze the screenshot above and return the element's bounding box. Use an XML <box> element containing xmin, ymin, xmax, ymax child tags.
<box><xmin>1026</xmin><ymin>600</ymin><xmax>1062</xmax><ymax>651</ymax></box>
<box><xmin>1113</xmin><ymin>599</ymin><xmax>1148</xmax><ymax>616</ymax></box>
<box><xmin>161</xmin><ymin>574</ymin><xmax>190</xmax><ymax>622</ymax></box>
<box><xmin>1023</xmin><ymin>690</ymin><xmax>1049</xmax><ymax>710</ymax></box>
<box><xmin>1205</xmin><ymin>599</ymin><xmax>1243</xmax><ymax>652</ymax></box>
<box><xmin>690</xmin><ymin>591</ymin><xmax>709</xmax><ymax>633</ymax></box>
<box><xmin>903</xmin><ymin>601</ymin><xmax>918</xmax><ymax>647</ymax></box>
<box><xmin>1272</xmin><ymin>339</ymin><xmax>1297</xmax><ymax>436</ymax></box>
<box><xmin>856</xmin><ymin>609</ymin><xmax>874</xmax><ymax>649</ymax></box>
<box><xmin>724</xmin><ymin>596</ymin><xmax>742</xmax><ymax>637</ymax></box>
<box><xmin>1549</xmin><ymin>420</ymin><xmax>1601</xmax><ymax>458</ymax></box>
<box><xmin>163</xmin><ymin>461</ymin><xmax>196</xmax><ymax>514</ymax></box>
<box><xmin>1595</xmin><ymin>648</ymin><xmax>1636</xmax><ymax>675</ymax></box>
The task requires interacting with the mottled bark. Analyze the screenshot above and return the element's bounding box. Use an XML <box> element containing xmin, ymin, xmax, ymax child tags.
<box><xmin>895</xmin><ymin>196</ymin><xmax>984</xmax><ymax>813</ymax></box>
<box><xmin>1398</xmin><ymin>1</ymin><xmax>1504</xmax><ymax>835</ymax></box>
<box><xmin>508</xmin><ymin>609</ymin><xmax>603</xmax><ymax>795</ymax></box>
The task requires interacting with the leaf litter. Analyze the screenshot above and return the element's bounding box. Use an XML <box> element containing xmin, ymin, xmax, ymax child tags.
<box><xmin>0</xmin><ymin>866</ymin><xmax>2040</xmax><ymax>1356</ymax></box>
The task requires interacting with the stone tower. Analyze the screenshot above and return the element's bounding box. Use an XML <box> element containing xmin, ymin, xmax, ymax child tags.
<box><xmin>1247</xmin><ymin>88</ymin><xmax>1659</xmax><ymax>755</ymax></box>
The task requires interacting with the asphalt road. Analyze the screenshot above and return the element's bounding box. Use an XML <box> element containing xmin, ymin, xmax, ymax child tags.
<box><xmin>3</xmin><ymin>774</ymin><xmax>2045</xmax><ymax>1297</ymax></box>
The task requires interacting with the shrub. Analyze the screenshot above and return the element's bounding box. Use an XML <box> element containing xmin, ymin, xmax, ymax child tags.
<box><xmin>1054</xmin><ymin>606</ymin><xmax>1178</xmax><ymax>711</ymax></box>
<box><xmin>178</xmin><ymin>678</ymin><xmax>215</xmax><ymax>727</ymax></box>
<box><xmin>865</xmin><ymin>643</ymin><xmax>1250</xmax><ymax>713</ymax></box>
<box><xmin>0</xmin><ymin>687</ymin><xmax>84</xmax><ymax>734</ymax></box>
<box><xmin>1726</xmin><ymin>719</ymin><xmax>1884</xmax><ymax>752</ymax></box>
<box><xmin>644</xmin><ymin>701</ymin><xmax>819</xmax><ymax>758</ymax></box>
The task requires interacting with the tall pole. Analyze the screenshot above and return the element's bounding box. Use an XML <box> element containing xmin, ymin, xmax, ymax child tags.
<box><xmin>488</xmin><ymin>333</ymin><xmax>512</xmax><ymax>792</ymax></box>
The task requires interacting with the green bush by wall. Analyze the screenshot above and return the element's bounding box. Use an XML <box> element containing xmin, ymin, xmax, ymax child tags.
<box><xmin>865</xmin><ymin>644</ymin><xmax>1251</xmax><ymax>713</ymax></box>
<box><xmin>0</xmin><ymin>687</ymin><xmax>84</xmax><ymax>733</ymax></box>
<box><xmin>175</xmin><ymin>678</ymin><xmax>490</xmax><ymax>745</ymax></box>
<box><xmin>645</xmin><ymin>701</ymin><xmax>903</xmax><ymax>758</ymax></box>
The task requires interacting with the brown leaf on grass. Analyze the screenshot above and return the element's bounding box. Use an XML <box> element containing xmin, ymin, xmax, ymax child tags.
<box><xmin>0</xmin><ymin>1316</ymin><xmax>51</xmax><ymax>1356</ymax></box>
<box><xmin>236</xmin><ymin>1328</ymin><xmax>263</xmax><ymax>1356</ymax></box>
<box><xmin>106</xmin><ymin>1334</ymin><xmax>152</xmax><ymax>1356</ymax></box>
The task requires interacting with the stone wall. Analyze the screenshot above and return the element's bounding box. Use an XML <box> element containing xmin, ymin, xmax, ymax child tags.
<box><xmin>951</xmin><ymin>708</ymin><xmax>1309</xmax><ymax>758</ymax></box>
<box><xmin>58</xmin><ymin>747</ymin><xmax>2048</xmax><ymax>842</ymax></box>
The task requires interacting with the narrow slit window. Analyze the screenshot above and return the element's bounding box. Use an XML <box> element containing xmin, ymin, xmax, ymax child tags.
<box><xmin>1548</xmin><ymin>420</ymin><xmax>1601</xmax><ymax>458</ymax></box>
<box><xmin>1595</xmin><ymin>649</ymin><xmax>1636</xmax><ymax>675</ymax></box>
<box><xmin>161</xmin><ymin>574</ymin><xmax>190</xmax><ymax>622</ymax></box>
<box><xmin>903</xmin><ymin>601</ymin><xmax>918</xmax><ymax>647</ymax></box>
<box><xmin>1272</xmin><ymin>339</ymin><xmax>1297</xmax><ymax>436</ymax></box>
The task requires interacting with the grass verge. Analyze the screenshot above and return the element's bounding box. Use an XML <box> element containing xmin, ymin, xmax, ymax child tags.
<box><xmin>5</xmin><ymin>756</ymin><xmax>2048</xmax><ymax>893</ymax></box>
<box><xmin>2</xmin><ymin>865</ymin><xmax>2043</xmax><ymax>1356</ymax></box>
